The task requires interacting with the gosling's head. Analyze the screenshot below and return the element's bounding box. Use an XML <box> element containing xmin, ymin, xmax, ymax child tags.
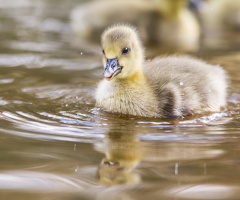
<box><xmin>101</xmin><ymin>24</ymin><xmax>144</xmax><ymax>81</ymax></box>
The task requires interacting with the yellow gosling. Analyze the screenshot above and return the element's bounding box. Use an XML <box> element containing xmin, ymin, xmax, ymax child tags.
<box><xmin>95</xmin><ymin>25</ymin><xmax>228</xmax><ymax>118</ymax></box>
<box><xmin>71</xmin><ymin>0</ymin><xmax>200</xmax><ymax>51</ymax></box>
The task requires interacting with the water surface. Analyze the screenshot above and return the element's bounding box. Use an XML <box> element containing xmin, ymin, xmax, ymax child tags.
<box><xmin>0</xmin><ymin>1</ymin><xmax>240</xmax><ymax>200</ymax></box>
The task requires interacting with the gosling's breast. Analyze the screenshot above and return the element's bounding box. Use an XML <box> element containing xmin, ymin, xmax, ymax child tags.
<box><xmin>95</xmin><ymin>80</ymin><xmax>159</xmax><ymax>117</ymax></box>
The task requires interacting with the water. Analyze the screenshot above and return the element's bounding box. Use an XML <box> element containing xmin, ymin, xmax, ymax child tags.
<box><xmin>0</xmin><ymin>1</ymin><xmax>240</xmax><ymax>199</ymax></box>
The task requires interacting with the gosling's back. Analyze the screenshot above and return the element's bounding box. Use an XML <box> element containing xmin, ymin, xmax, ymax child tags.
<box><xmin>145</xmin><ymin>56</ymin><xmax>228</xmax><ymax>116</ymax></box>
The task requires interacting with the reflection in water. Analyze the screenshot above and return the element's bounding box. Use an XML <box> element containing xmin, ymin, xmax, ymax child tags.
<box><xmin>96</xmin><ymin>122</ymin><xmax>226</xmax><ymax>187</ymax></box>
<box><xmin>97</xmin><ymin>125</ymin><xmax>141</xmax><ymax>186</ymax></box>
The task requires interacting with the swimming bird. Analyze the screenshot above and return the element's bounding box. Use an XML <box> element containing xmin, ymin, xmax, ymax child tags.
<box><xmin>95</xmin><ymin>25</ymin><xmax>228</xmax><ymax>118</ymax></box>
<box><xmin>70</xmin><ymin>0</ymin><xmax>200</xmax><ymax>52</ymax></box>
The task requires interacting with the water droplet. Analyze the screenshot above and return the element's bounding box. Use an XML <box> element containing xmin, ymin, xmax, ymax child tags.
<box><xmin>204</xmin><ymin>163</ymin><xmax>207</xmax><ymax>175</ymax></box>
<box><xmin>175</xmin><ymin>163</ymin><xmax>178</xmax><ymax>175</ymax></box>
<box><xmin>75</xmin><ymin>166</ymin><xmax>78</xmax><ymax>173</ymax></box>
<box><xmin>180</xmin><ymin>81</ymin><xmax>184</xmax><ymax>86</ymax></box>
<box><xmin>74</xmin><ymin>144</ymin><xmax>76</xmax><ymax>151</ymax></box>
<box><xmin>80</xmin><ymin>52</ymin><xmax>83</xmax><ymax>55</ymax></box>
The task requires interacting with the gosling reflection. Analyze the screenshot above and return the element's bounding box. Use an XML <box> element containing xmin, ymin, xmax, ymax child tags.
<box><xmin>96</xmin><ymin>121</ymin><xmax>225</xmax><ymax>186</ymax></box>
<box><xmin>97</xmin><ymin>128</ymin><xmax>141</xmax><ymax>185</ymax></box>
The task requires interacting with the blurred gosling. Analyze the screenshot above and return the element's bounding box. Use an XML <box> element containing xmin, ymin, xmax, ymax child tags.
<box><xmin>71</xmin><ymin>0</ymin><xmax>200</xmax><ymax>51</ymax></box>
<box><xmin>95</xmin><ymin>25</ymin><xmax>228</xmax><ymax>118</ymax></box>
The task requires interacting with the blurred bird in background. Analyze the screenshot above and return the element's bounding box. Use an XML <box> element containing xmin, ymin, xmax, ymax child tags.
<box><xmin>70</xmin><ymin>0</ymin><xmax>200</xmax><ymax>52</ymax></box>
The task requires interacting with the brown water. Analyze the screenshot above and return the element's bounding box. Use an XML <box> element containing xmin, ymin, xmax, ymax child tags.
<box><xmin>0</xmin><ymin>1</ymin><xmax>240</xmax><ymax>200</ymax></box>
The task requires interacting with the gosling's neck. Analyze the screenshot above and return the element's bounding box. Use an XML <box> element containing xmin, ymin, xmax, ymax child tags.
<box><xmin>112</xmin><ymin>68</ymin><xmax>147</xmax><ymax>87</ymax></box>
<box><xmin>96</xmin><ymin>63</ymin><xmax>159</xmax><ymax>117</ymax></box>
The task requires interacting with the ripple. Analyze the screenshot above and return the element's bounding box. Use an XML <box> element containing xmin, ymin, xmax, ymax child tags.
<box><xmin>137</xmin><ymin>112</ymin><xmax>230</xmax><ymax>128</ymax></box>
<box><xmin>0</xmin><ymin>170</ymin><xmax>89</xmax><ymax>192</ymax></box>
<box><xmin>7</xmin><ymin>41</ymin><xmax>61</xmax><ymax>52</ymax></box>
<box><xmin>165</xmin><ymin>184</ymin><xmax>240</xmax><ymax>199</ymax></box>
<box><xmin>138</xmin><ymin>132</ymin><xmax>226</xmax><ymax>143</ymax></box>
<box><xmin>0</xmin><ymin>107</ymin><xmax>234</xmax><ymax>144</ymax></box>
<box><xmin>0</xmin><ymin>54</ymin><xmax>41</xmax><ymax>67</ymax></box>
<box><xmin>0</xmin><ymin>98</ymin><xmax>8</xmax><ymax>105</ymax></box>
<box><xmin>229</xmin><ymin>93</ymin><xmax>240</xmax><ymax>104</ymax></box>
<box><xmin>22</xmin><ymin>85</ymin><xmax>95</xmax><ymax>103</ymax></box>
<box><xmin>0</xmin><ymin>111</ymin><xmax>105</xmax><ymax>142</ymax></box>
<box><xmin>0</xmin><ymin>78</ymin><xmax>14</xmax><ymax>84</ymax></box>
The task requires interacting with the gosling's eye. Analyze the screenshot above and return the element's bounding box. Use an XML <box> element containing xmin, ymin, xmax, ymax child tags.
<box><xmin>102</xmin><ymin>50</ymin><xmax>105</xmax><ymax>55</ymax></box>
<box><xmin>122</xmin><ymin>47</ymin><xmax>129</xmax><ymax>55</ymax></box>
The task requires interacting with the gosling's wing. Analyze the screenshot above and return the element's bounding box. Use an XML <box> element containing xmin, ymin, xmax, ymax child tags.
<box><xmin>144</xmin><ymin>56</ymin><xmax>228</xmax><ymax>115</ymax></box>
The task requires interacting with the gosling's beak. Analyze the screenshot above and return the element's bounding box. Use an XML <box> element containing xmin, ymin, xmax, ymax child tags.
<box><xmin>104</xmin><ymin>58</ymin><xmax>122</xmax><ymax>81</ymax></box>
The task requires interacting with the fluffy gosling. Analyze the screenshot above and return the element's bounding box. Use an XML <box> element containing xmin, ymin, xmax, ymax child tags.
<box><xmin>95</xmin><ymin>25</ymin><xmax>228</xmax><ymax>118</ymax></box>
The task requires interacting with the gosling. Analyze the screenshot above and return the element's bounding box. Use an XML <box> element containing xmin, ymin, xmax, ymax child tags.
<box><xmin>71</xmin><ymin>0</ymin><xmax>200</xmax><ymax>51</ymax></box>
<box><xmin>95</xmin><ymin>25</ymin><xmax>228</xmax><ymax>118</ymax></box>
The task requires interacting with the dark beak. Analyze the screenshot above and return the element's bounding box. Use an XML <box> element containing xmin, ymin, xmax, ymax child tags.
<box><xmin>104</xmin><ymin>58</ymin><xmax>122</xmax><ymax>81</ymax></box>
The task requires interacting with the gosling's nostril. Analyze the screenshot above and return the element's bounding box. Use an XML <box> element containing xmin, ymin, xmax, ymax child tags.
<box><xmin>103</xmin><ymin>57</ymin><xmax>122</xmax><ymax>80</ymax></box>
